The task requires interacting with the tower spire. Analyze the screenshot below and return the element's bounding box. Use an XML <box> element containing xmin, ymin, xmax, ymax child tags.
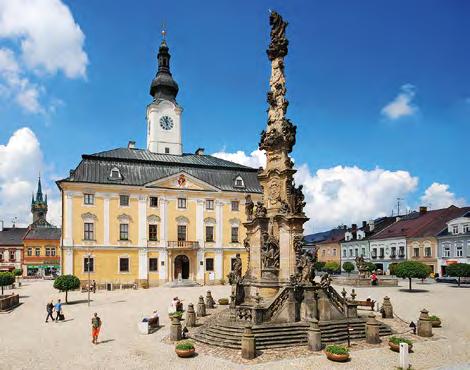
<box><xmin>36</xmin><ymin>174</ymin><xmax>43</xmax><ymax>202</ymax></box>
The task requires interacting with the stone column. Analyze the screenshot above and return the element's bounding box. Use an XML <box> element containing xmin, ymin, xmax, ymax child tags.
<box><xmin>214</xmin><ymin>249</ymin><xmax>223</xmax><ymax>281</ymax></box>
<box><xmin>197</xmin><ymin>295</ymin><xmax>206</xmax><ymax>317</ymax></box>
<box><xmin>417</xmin><ymin>308</ymin><xmax>433</xmax><ymax>337</ymax></box>
<box><xmin>241</xmin><ymin>326</ymin><xmax>256</xmax><ymax>360</ymax></box>
<box><xmin>382</xmin><ymin>296</ymin><xmax>393</xmax><ymax>318</ymax></box>
<box><xmin>170</xmin><ymin>317</ymin><xmax>182</xmax><ymax>341</ymax></box>
<box><xmin>64</xmin><ymin>192</ymin><xmax>74</xmax><ymax>246</ymax></box>
<box><xmin>205</xmin><ymin>290</ymin><xmax>215</xmax><ymax>308</ymax></box>
<box><xmin>307</xmin><ymin>318</ymin><xmax>322</xmax><ymax>351</ymax></box>
<box><xmin>186</xmin><ymin>303</ymin><xmax>196</xmax><ymax>327</ymax></box>
<box><xmin>103</xmin><ymin>194</ymin><xmax>110</xmax><ymax>245</ymax></box>
<box><xmin>63</xmin><ymin>247</ymin><xmax>74</xmax><ymax>275</ymax></box>
<box><xmin>365</xmin><ymin>313</ymin><xmax>381</xmax><ymax>344</ymax></box>
<box><xmin>138</xmin><ymin>248</ymin><xmax>148</xmax><ymax>285</ymax></box>
<box><xmin>286</xmin><ymin>288</ymin><xmax>298</xmax><ymax>322</ymax></box>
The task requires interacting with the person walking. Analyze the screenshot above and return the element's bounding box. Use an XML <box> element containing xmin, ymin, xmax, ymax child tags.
<box><xmin>92</xmin><ymin>280</ymin><xmax>97</xmax><ymax>294</ymax></box>
<box><xmin>54</xmin><ymin>299</ymin><xmax>62</xmax><ymax>322</ymax></box>
<box><xmin>45</xmin><ymin>301</ymin><xmax>54</xmax><ymax>323</ymax></box>
<box><xmin>91</xmin><ymin>312</ymin><xmax>102</xmax><ymax>344</ymax></box>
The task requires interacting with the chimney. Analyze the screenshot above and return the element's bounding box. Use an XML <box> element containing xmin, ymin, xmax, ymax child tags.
<box><xmin>362</xmin><ymin>220</ymin><xmax>367</xmax><ymax>228</ymax></box>
<box><xmin>195</xmin><ymin>148</ymin><xmax>205</xmax><ymax>155</ymax></box>
<box><xmin>368</xmin><ymin>220</ymin><xmax>375</xmax><ymax>232</ymax></box>
<box><xmin>0</xmin><ymin>220</ymin><xmax>3</xmax><ymax>232</ymax></box>
<box><xmin>419</xmin><ymin>206</ymin><xmax>427</xmax><ymax>215</ymax></box>
<box><xmin>352</xmin><ymin>223</ymin><xmax>357</xmax><ymax>231</ymax></box>
<box><xmin>128</xmin><ymin>140</ymin><xmax>136</xmax><ymax>149</ymax></box>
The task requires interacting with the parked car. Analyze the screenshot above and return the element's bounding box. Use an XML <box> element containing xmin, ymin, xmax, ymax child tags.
<box><xmin>435</xmin><ymin>276</ymin><xmax>470</xmax><ymax>284</ymax></box>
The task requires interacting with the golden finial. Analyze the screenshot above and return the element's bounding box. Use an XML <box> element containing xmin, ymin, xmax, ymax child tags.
<box><xmin>161</xmin><ymin>22</ymin><xmax>167</xmax><ymax>40</ymax></box>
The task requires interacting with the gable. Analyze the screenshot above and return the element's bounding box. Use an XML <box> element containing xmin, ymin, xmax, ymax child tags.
<box><xmin>144</xmin><ymin>171</ymin><xmax>220</xmax><ymax>192</ymax></box>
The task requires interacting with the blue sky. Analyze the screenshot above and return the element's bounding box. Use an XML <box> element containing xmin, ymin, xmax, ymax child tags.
<box><xmin>0</xmin><ymin>0</ymin><xmax>469</xmax><ymax>231</ymax></box>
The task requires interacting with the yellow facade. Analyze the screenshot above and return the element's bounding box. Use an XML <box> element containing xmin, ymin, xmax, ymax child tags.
<box><xmin>407</xmin><ymin>237</ymin><xmax>438</xmax><ymax>273</ymax></box>
<box><xmin>59</xmin><ymin>174</ymin><xmax>260</xmax><ymax>288</ymax></box>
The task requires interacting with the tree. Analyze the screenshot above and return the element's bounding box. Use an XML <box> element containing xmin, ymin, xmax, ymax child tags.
<box><xmin>53</xmin><ymin>275</ymin><xmax>80</xmax><ymax>303</ymax></box>
<box><xmin>394</xmin><ymin>261</ymin><xmax>431</xmax><ymax>291</ymax></box>
<box><xmin>365</xmin><ymin>262</ymin><xmax>376</xmax><ymax>273</ymax></box>
<box><xmin>0</xmin><ymin>272</ymin><xmax>15</xmax><ymax>296</ymax></box>
<box><xmin>13</xmin><ymin>268</ymin><xmax>23</xmax><ymax>277</ymax></box>
<box><xmin>314</xmin><ymin>261</ymin><xmax>325</xmax><ymax>272</ymax></box>
<box><xmin>324</xmin><ymin>261</ymin><xmax>340</xmax><ymax>274</ymax></box>
<box><xmin>446</xmin><ymin>263</ymin><xmax>470</xmax><ymax>287</ymax></box>
<box><xmin>342</xmin><ymin>261</ymin><xmax>355</xmax><ymax>276</ymax></box>
<box><xmin>389</xmin><ymin>263</ymin><xmax>398</xmax><ymax>276</ymax></box>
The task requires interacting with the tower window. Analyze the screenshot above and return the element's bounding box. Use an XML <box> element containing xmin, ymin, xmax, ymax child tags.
<box><xmin>165</xmin><ymin>147</ymin><xmax>170</xmax><ymax>154</ymax></box>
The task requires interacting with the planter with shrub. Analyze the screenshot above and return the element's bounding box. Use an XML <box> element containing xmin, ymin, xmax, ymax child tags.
<box><xmin>175</xmin><ymin>340</ymin><xmax>195</xmax><ymax>358</ymax></box>
<box><xmin>218</xmin><ymin>298</ymin><xmax>229</xmax><ymax>305</ymax></box>
<box><xmin>429</xmin><ymin>315</ymin><xmax>441</xmax><ymax>327</ymax></box>
<box><xmin>324</xmin><ymin>344</ymin><xmax>350</xmax><ymax>362</ymax></box>
<box><xmin>388</xmin><ymin>336</ymin><xmax>413</xmax><ymax>352</ymax></box>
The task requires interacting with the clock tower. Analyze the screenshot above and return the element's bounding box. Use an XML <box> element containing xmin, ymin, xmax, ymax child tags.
<box><xmin>147</xmin><ymin>35</ymin><xmax>183</xmax><ymax>155</ymax></box>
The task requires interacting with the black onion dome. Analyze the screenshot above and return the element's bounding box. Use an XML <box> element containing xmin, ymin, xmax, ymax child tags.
<box><xmin>150</xmin><ymin>40</ymin><xmax>179</xmax><ymax>102</ymax></box>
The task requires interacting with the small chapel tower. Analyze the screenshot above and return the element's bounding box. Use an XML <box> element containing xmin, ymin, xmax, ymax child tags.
<box><xmin>31</xmin><ymin>176</ymin><xmax>48</xmax><ymax>225</ymax></box>
<box><xmin>146</xmin><ymin>30</ymin><xmax>183</xmax><ymax>155</ymax></box>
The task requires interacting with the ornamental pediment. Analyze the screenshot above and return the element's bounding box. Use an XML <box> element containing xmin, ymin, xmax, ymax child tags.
<box><xmin>117</xmin><ymin>213</ymin><xmax>133</xmax><ymax>223</ymax></box>
<box><xmin>147</xmin><ymin>214</ymin><xmax>161</xmax><ymax>223</ymax></box>
<box><xmin>176</xmin><ymin>216</ymin><xmax>190</xmax><ymax>225</ymax></box>
<box><xmin>81</xmin><ymin>212</ymin><xmax>97</xmax><ymax>221</ymax></box>
<box><xmin>144</xmin><ymin>171</ymin><xmax>220</xmax><ymax>192</ymax></box>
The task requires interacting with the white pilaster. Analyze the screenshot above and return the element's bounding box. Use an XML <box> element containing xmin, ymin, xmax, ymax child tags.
<box><xmin>64</xmin><ymin>192</ymin><xmax>73</xmax><ymax>246</ymax></box>
<box><xmin>215</xmin><ymin>201</ymin><xmax>224</xmax><ymax>248</ymax></box>
<box><xmin>196</xmin><ymin>200</ymin><xmax>204</xmax><ymax>245</ymax></box>
<box><xmin>197</xmin><ymin>249</ymin><xmax>205</xmax><ymax>280</ymax></box>
<box><xmin>138</xmin><ymin>248</ymin><xmax>148</xmax><ymax>280</ymax></box>
<box><xmin>215</xmin><ymin>249</ymin><xmax>223</xmax><ymax>280</ymax></box>
<box><xmin>64</xmin><ymin>248</ymin><xmax>73</xmax><ymax>275</ymax></box>
<box><xmin>138</xmin><ymin>195</ymin><xmax>147</xmax><ymax>246</ymax></box>
<box><xmin>159</xmin><ymin>249</ymin><xmax>168</xmax><ymax>280</ymax></box>
<box><xmin>161</xmin><ymin>198</ymin><xmax>168</xmax><ymax>243</ymax></box>
<box><xmin>103</xmin><ymin>194</ymin><xmax>110</xmax><ymax>245</ymax></box>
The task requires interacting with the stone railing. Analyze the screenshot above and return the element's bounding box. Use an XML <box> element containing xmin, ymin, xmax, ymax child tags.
<box><xmin>264</xmin><ymin>287</ymin><xmax>290</xmax><ymax>321</ymax></box>
<box><xmin>235</xmin><ymin>287</ymin><xmax>290</xmax><ymax>324</ymax></box>
<box><xmin>167</xmin><ymin>241</ymin><xmax>199</xmax><ymax>249</ymax></box>
<box><xmin>0</xmin><ymin>294</ymin><xmax>19</xmax><ymax>312</ymax></box>
<box><xmin>325</xmin><ymin>285</ymin><xmax>346</xmax><ymax>314</ymax></box>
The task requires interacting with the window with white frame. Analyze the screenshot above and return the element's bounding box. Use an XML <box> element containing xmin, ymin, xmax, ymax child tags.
<box><xmin>148</xmin><ymin>224</ymin><xmax>158</xmax><ymax>241</ymax></box>
<box><xmin>84</xmin><ymin>193</ymin><xmax>95</xmax><ymax>205</ymax></box>
<box><xmin>27</xmin><ymin>247</ymin><xmax>32</xmax><ymax>257</ymax></box>
<box><xmin>119</xmin><ymin>195</ymin><xmax>130</xmax><ymax>207</ymax></box>
<box><xmin>178</xmin><ymin>198</ymin><xmax>187</xmax><ymax>209</ymax></box>
<box><xmin>464</xmin><ymin>224</ymin><xmax>470</xmax><ymax>233</ymax></box>
<box><xmin>205</xmin><ymin>225</ymin><xmax>214</xmax><ymax>242</ymax></box>
<box><xmin>149</xmin><ymin>196</ymin><xmax>158</xmax><ymax>208</ymax></box>
<box><xmin>35</xmin><ymin>247</ymin><xmax>40</xmax><ymax>256</ymax></box>
<box><xmin>231</xmin><ymin>226</ymin><xmax>239</xmax><ymax>243</ymax></box>
<box><xmin>9</xmin><ymin>250</ymin><xmax>15</xmax><ymax>261</ymax></box>
<box><xmin>84</xmin><ymin>222</ymin><xmax>94</xmax><ymax>240</ymax></box>
<box><xmin>414</xmin><ymin>248</ymin><xmax>420</xmax><ymax>257</ymax></box>
<box><xmin>452</xmin><ymin>225</ymin><xmax>459</xmax><ymax>234</ymax></box>
<box><xmin>444</xmin><ymin>246</ymin><xmax>451</xmax><ymax>257</ymax></box>
<box><xmin>457</xmin><ymin>246</ymin><xmax>463</xmax><ymax>257</ymax></box>
<box><xmin>234</xmin><ymin>176</ymin><xmax>244</xmax><ymax>188</ymax></box>
<box><xmin>425</xmin><ymin>247</ymin><xmax>431</xmax><ymax>257</ymax></box>
<box><xmin>231</xmin><ymin>200</ymin><xmax>239</xmax><ymax>212</ymax></box>
<box><xmin>45</xmin><ymin>247</ymin><xmax>51</xmax><ymax>256</ymax></box>
<box><xmin>206</xmin><ymin>199</ymin><xmax>214</xmax><ymax>210</ymax></box>
<box><xmin>177</xmin><ymin>225</ymin><xmax>187</xmax><ymax>241</ymax></box>
<box><xmin>333</xmin><ymin>248</ymin><xmax>337</xmax><ymax>256</ymax></box>
<box><xmin>110</xmin><ymin>168</ymin><xmax>121</xmax><ymax>180</ymax></box>
<box><xmin>349</xmin><ymin>249</ymin><xmax>353</xmax><ymax>257</ymax></box>
<box><xmin>119</xmin><ymin>257</ymin><xmax>130</xmax><ymax>273</ymax></box>
<box><xmin>84</xmin><ymin>256</ymin><xmax>94</xmax><ymax>272</ymax></box>
<box><xmin>343</xmin><ymin>249</ymin><xmax>347</xmax><ymax>257</ymax></box>
<box><xmin>354</xmin><ymin>249</ymin><xmax>358</xmax><ymax>257</ymax></box>
<box><xmin>119</xmin><ymin>223</ymin><xmax>129</xmax><ymax>240</ymax></box>
<box><xmin>361</xmin><ymin>247</ymin><xmax>366</xmax><ymax>257</ymax></box>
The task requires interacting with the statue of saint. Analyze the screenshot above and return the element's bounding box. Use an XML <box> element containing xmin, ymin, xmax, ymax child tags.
<box><xmin>245</xmin><ymin>195</ymin><xmax>254</xmax><ymax>221</ymax></box>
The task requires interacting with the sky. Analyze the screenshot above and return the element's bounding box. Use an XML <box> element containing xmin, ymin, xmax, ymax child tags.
<box><xmin>0</xmin><ymin>0</ymin><xmax>469</xmax><ymax>233</ymax></box>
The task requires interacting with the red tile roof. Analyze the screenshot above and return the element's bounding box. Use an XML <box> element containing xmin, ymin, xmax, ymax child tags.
<box><xmin>370</xmin><ymin>206</ymin><xmax>470</xmax><ymax>240</ymax></box>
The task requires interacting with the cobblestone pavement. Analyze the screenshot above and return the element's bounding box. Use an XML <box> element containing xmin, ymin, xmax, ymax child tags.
<box><xmin>0</xmin><ymin>279</ymin><xmax>469</xmax><ymax>369</ymax></box>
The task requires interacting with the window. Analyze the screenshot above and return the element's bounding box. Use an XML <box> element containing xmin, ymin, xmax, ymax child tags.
<box><xmin>120</xmin><ymin>224</ymin><xmax>129</xmax><ymax>240</ymax></box>
<box><xmin>371</xmin><ymin>249</ymin><xmax>377</xmax><ymax>258</ymax></box>
<box><xmin>234</xmin><ymin>176</ymin><xmax>244</xmax><ymax>188</ymax></box>
<box><xmin>35</xmin><ymin>248</ymin><xmax>40</xmax><ymax>257</ymax></box>
<box><xmin>231</xmin><ymin>226</ymin><xmax>239</xmax><ymax>243</ymax></box>
<box><xmin>414</xmin><ymin>248</ymin><xmax>420</xmax><ymax>257</ymax></box>
<box><xmin>361</xmin><ymin>248</ymin><xmax>366</xmax><ymax>257</ymax></box>
<box><xmin>343</xmin><ymin>249</ymin><xmax>347</xmax><ymax>257</ymax></box>
<box><xmin>398</xmin><ymin>246</ymin><xmax>405</xmax><ymax>257</ymax></box>
<box><xmin>165</xmin><ymin>147</ymin><xmax>170</xmax><ymax>154</ymax></box>
<box><xmin>110</xmin><ymin>168</ymin><xmax>121</xmax><ymax>179</ymax></box>
<box><xmin>444</xmin><ymin>247</ymin><xmax>451</xmax><ymax>257</ymax></box>
<box><xmin>205</xmin><ymin>258</ymin><xmax>214</xmax><ymax>271</ymax></box>
<box><xmin>464</xmin><ymin>224</ymin><xmax>470</xmax><ymax>233</ymax></box>
<box><xmin>9</xmin><ymin>250</ymin><xmax>15</xmax><ymax>261</ymax></box>
<box><xmin>333</xmin><ymin>248</ymin><xmax>337</xmax><ymax>256</ymax></box>
<box><xmin>425</xmin><ymin>247</ymin><xmax>432</xmax><ymax>257</ymax></box>
<box><xmin>391</xmin><ymin>247</ymin><xmax>397</xmax><ymax>257</ymax></box>
<box><xmin>354</xmin><ymin>249</ymin><xmax>358</xmax><ymax>257</ymax></box>
<box><xmin>120</xmin><ymin>195</ymin><xmax>129</xmax><ymax>207</ymax></box>
<box><xmin>178</xmin><ymin>198</ymin><xmax>187</xmax><ymax>209</ymax></box>
<box><xmin>452</xmin><ymin>225</ymin><xmax>459</xmax><ymax>234</ymax></box>
<box><xmin>149</xmin><ymin>197</ymin><xmax>158</xmax><ymax>208</ymax></box>
<box><xmin>84</xmin><ymin>256</ymin><xmax>94</xmax><ymax>272</ymax></box>
<box><xmin>148</xmin><ymin>224</ymin><xmax>158</xmax><ymax>241</ymax></box>
<box><xmin>119</xmin><ymin>257</ymin><xmax>130</xmax><ymax>273</ymax></box>
<box><xmin>206</xmin><ymin>199</ymin><xmax>214</xmax><ymax>210</ymax></box>
<box><xmin>45</xmin><ymin>248</ymin><xmax>51</xmax><ymax>257</ymax></box>
<box><xmin>457</xmin><ymin>247</ymin><xmax>463</xmax><ymax>257</ymax></box>
<box><xmin>321</xmin><ymin>249</ymin><xmax>326</xmax><ymax>257</ymax></box>
<box><xmin>177</xmin><ymin>225</ymin><xmax>187</xmax><ymax>241</ymax></box>
<box><xmin>27</xmin><ymin>248</ymin><xmax>32</xmax><ymax>257</ymax></box>
<box><xmin>349</xmin><ymin>249</ymin><xmax>353</xmax><ymax>257</ymax></box>
<box><xmin>205</xmin><ymin>226</ymin><xmax>214</xmax><ymax>242</ymax></box>
<box><xmin>149</xmin><ymin>258</ymin><xmax>158</xmax><ymax>272</ymax></box>
<box><xmin>379</xmin><ymin>248</ymin><xmax>385</xmax><ymax>258</ymax></box>
<box><xmin>231</xmin><ymin>201</ymin><xmax>239</xmax><ymax>212</ymax></box>
<box><xmin>84</xmin><ymin>193</ymin><xmax>94</xmax><ymax>205</ymax></box>
<box><xmin>84</xmin><ymin>222</ymin><xmax>94</xmax><ymax>240</ymax></box>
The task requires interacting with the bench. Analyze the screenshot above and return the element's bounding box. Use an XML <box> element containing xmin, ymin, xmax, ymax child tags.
<box><xmin>138</xmin><ymin>315</ymin><xmax>160</xmax><ymax>334</ymax></box>
<box><xmin>356</xmin><ymin>299</ymin><xmax>375</xmax><ymax>311</ymax></box>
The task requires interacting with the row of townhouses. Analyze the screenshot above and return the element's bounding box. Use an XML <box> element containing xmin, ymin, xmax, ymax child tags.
<box><xmin>305</xmin><ymin>205</ymin><xmax>470</xmax><ymax>276</ymax></box>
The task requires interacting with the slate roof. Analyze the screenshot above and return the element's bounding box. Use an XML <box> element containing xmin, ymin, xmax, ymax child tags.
<box><xmin>370</xmin><ymin>206</ymin><xmax>470</xmax><ymax>240</ymax></box>
<box><xmin>437</xmin><ymin>214</ymin><xmax>470</xmax><ymax>237</ymax></box>
<box><xmin>304</xmin><ymin>230</ymin><xmax>334</xmax><ymax>244</ymax></box>
<box><xmin>342</xmin><ymin>217</ymin><xmax>399</xmax><ymax>242</ymax></box>
<box><xmin>23</xmin><ymin>226</ymin><xmax>61</xmax><ymax>241</ymax></box>
<box><xmin>317</xmin><ymin>228</ymin><xmax>346</xmax><ymax>244</ymax></box>
<box><xmin>57</xmin><ymin>148</ymin><xmax>262</xmax><ymax>193</ymax></box>
<box><xmin>0</xmin><ymin>227</ymin><xmax>28</xmax><ymax>246</ymax></box>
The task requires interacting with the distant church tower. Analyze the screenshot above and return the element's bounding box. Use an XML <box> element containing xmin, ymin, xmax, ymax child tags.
<box><xmin>31</xmin><ymin>176</ymin><xmax>48</xmax><ymax>225</ymax></box>
<box><xmin>147</xmin><ymin>31</ymin><xmax>183</xmax><ymax>155</ymax></box>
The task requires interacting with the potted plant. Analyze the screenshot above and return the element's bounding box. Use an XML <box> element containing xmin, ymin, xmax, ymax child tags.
<box><xmin>175</xmin><ymin>340</ymin><xmax>195</xmax><ymax>358</ymax></box>
<box><xmin>429</xmin><ymin>315</ymin><xmax>441</xmax><ymax>327</ymax></box>
<box><xmin>218</xmin><ymin>298</ymin><xmax>229</xmax><ymax>305</ymax></box>
<box><xmin>388</xmin><ymin>336</ymin><xmax>413</xmax><ymax>352</ymax></box>
<box><xmin>324</xmin><ymin>344</ymin><xmax>350</xmax><ymax>362</ymax></box>
<box><xmin>169</xmin><ymin>311</ymin><xmax>184</xmax><ymax>320</ymax></box>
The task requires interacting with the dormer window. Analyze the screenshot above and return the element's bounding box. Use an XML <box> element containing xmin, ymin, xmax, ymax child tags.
<box><xmin>110</xmin><ymin>167</ymin><xmax>121</xmax><ymax>180</ymax></box>
<box><xmin>234</xmin><ymin>176</ymin><xmax>245</xmax><ymax>188</ymax></box>
<box><xmin>452</xmin><ymin>225</ymin><xmax>459</xmax><ymax>235</ymax></box>
<box><xmin>463</xmin><ymin>224</ymin><xmax>470</xmax><ymax>233</ymax></box>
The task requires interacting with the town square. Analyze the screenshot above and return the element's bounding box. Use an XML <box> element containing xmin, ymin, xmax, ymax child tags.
<box><xmin>1</xmin><ymin>1</ymin><xmax>470</xmax><ymax>370</ymax></box>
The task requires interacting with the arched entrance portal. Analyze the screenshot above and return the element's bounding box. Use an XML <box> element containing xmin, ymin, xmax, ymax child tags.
<box><xmin>174</xmin><ymin>255</ymin><xmax>190</xmax><ymax>280</ymax></box>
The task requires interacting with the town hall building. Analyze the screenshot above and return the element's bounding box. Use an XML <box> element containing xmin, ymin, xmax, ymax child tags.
<box><xmin>57</xmin><ymin>37</ymin><xmax>261</xmax><ymax>288</ymax></box>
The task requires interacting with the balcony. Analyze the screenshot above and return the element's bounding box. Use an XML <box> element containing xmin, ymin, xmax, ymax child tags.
<box><xmin>167</xmin><ymin>241</ymin><xmax>199</xmax><ymax>250</ymax></box>
<box><xmin>398</xmin><ymin>253</ymin><xmax>405</xmax><ymax>258</ymax></box>
<box><xmin>390</xmin><ymin>254</ymin><xmax>396</xmax><ymax>259</ymax></box>
<box><xmin>379</xmin><ymin>254</ymin><xmax>385</xmax><ymax>259</ymax></box>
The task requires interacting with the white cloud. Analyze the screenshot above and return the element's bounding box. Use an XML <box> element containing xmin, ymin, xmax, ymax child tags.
<box><xmin>420</xmin><ymin>182</ymin><xmax>465</xmax><ymax>210</ymax></box>
<box><xmin>381</xmin><ymin>84</ymin><xmax>418</xmax><ymax>120</ymax></box>
<box><xmin>212</xmin><ymin>149</ymin><xmax>421</xmax><ymax>233</ymax></box>
<box><xmin>0</xmin><ymin>127</ymin><xmax>60</xmax><ymax>227</ymax></box>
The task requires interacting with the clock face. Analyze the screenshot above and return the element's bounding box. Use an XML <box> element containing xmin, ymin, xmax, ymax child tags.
<box><xmin>160</xmin><ymin>116</ymin><xmax>174</xmax><ymax>130</ymax></box>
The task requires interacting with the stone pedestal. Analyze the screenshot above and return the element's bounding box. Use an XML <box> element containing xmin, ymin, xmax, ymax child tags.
<box><xmin>186</xmin><ymin>303</ymin><xmax>196</xmax><ymax>327</ymax></box>
<box><xmin>205</xmin><ymin>290</ymin><xmax>215</xmax><ymax>309</ymax></box>
<box><xmin>365</xmin><ymin>313</ymin><xmax>381</xmax><ymax>344</ymax></box>
<box><xmin>197</xmin><ymin>296</ymin><xmax>206</xmax><ymax>317</ymax></box>
<box><xmin>241</xmin><ymin>326</ymin><xmax>256</xmax><ymax>360</ymax></box>
<box><xmin>417</xmin><ymin>308</ymin><xmax>433</xmax><ymax>337</ymax></box>
<box><xmin>382</xmin><ymin>296</ymin><xmax>393</xmax><ymax>318</ymax></box>
<box><xmin>318</xmin><ymin>295</ymin><xmax>332</xmax><ymax>321</ymax></box>
<box><xmin>170</xmin><ymin>317</ymin><xmax>182</xmax><ymax>341</ymax></box>
<box><xmin>345</xmin><ymin>302</ymin><xmax>358</xmax><ymax>319</ymax></box>
<box><xmin>286</xmin><ymin>289</ymin><xmax>299</xmax><ymax>322</ymax></box>
<box><xmin>302</xmin><ymin>289</ymin><xmax>318</xmax><ymax>320</ymax></box>
<box><xmin>307</xmin><ymin>318</ymin><xmax>322</xmax><ymax>351</ymax></box>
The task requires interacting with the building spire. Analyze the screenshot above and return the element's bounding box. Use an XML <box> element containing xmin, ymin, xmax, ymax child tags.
<box><xmin>149</xmin><ymin>25</ymin><xmax>179</xmax><ymax>102</ymax></box>
<box><xmin>36</xmin><ymin>174</ymin><xmax>43</xmax><ymax>202</ymax></box>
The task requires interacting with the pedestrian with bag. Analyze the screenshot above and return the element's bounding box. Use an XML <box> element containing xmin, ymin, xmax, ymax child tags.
<box><xmin>45</xmin><ymin>301</ymin><xmax>54</xmax><ymax>323</ymax></box>
<box><xmin>54</xmin><ymin>299</ymin><xmax>63</xmax><ymax>322</ymax></box>
<box><xmin>91</xmin><ymin>312</ymin><xmax>102</xmax><ymax>344</ymax></box>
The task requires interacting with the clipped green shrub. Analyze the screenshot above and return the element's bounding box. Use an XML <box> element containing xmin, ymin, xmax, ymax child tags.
<box><xmin>218</xmin><ymin>298</ymin><xmax>229</xmax><ymax>305</ymax></box>
<box><xmin>325</xmin><ymin>344</ymin><xmax>349</xmax><ymax>355</ymax></box>
<box><xmin>389</xmin><ymin>336</ymin><xmax>413</xmax><ymax>346</ymax></box>
<box><xmin>175</xmin><ymin>340</ymin><xmax>195</xmax><ymax>350</ymax></box>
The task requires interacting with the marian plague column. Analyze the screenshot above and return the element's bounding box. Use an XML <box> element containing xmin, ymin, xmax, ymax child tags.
<box><xmin>243</xmin><ymin>11</ymin><xmax>309</xmax><ymax>299</ymax></box>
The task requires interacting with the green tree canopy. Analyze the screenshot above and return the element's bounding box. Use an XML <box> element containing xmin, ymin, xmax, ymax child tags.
<box><xmin>13</xmin><ymin>269</ymin><xmax>23</xmax><ymax>277</ymax></box>
<box><xmin>446</xmin><ymin>263</ymin><xmax>470</xmax><ymax>287</ymax></box>
<box><xmin>314</xmin><ymin>261</ymin><xmax>325</xmax><ymax>272</ymax></box>
<box><xmin>365</xmin><ymin>262</ymin><xmax>376</xmax><ymax>273</ymax></box>
<box><xmin>0</xmin><ymin>272</ymin><xmax>15</xmax><ymax>295</ymax></box>
<box><xmin>395</xmin><ymin>261</ymin><xmax>431</xmax><ymax>291</ymax></box>
<box><xmin>324</xmin><ymin>261</ymin><xmax>340</xmax><ymax>273</ymax></box>
<box><xmin>342</xmin><ymin>261</ymin><xmax>355</xmax><ymax>275</ymax></box>
<box><xmin>389</xmin><ymin>263</ymin><xmax>399</xmax><ymax>276</ymax></box>
<box><xmin>53</xmin><ymin>275</ymin><xmax>80</xmax><ymax>303</ymax></box>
